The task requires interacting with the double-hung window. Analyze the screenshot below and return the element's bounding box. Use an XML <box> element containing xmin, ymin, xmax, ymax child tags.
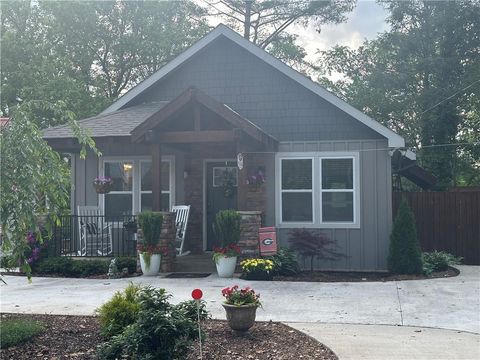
<box><xmin>277</xmin><ymin>153</ymin><xmax>359</xmax><ymax>228</ymax></box>
<box><xmin>104</xmin><ymin>161</ymin><xmax>134</xmax><ymax>219</ymax></box>
<box><xmin>101</xmin><ymin>157</ymin><xmax>174</xmax><ymax>219</ymax></box>
<box><xmin>280</xmin><ymin>158</ymin><xmax>314</xmax><ymax>223</ymax></box>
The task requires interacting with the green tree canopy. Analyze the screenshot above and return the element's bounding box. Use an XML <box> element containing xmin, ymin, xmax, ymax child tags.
<box><xmin>318</xmin><ymin>0</ymin><xmax>480</xmax><ymax>189</ymax></box>
<box><xmin>1</xmin><ymin>0</ymin><xmax>210</xmax><ymax>128</ymax></box>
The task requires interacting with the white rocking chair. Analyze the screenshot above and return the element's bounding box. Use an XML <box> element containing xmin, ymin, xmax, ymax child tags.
<box><xmin>77</xmin><ymin>206</ymin><xmax>113</xmax><ymax>256</ymax></box>
<box><xmin>172</xmin><ymin>205</ymin><xmax>191</xmax><ymax>256</ymax></box>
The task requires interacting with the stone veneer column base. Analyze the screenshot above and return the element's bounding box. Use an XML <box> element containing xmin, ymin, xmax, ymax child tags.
<box><xmin>238</xmin><ymin>211</ymin><xmax>262</xmax><ymax>258</ymax></box>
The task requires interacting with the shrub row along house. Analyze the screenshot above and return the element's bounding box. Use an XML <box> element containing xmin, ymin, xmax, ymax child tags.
<box><xmin>44</xmin><ymin>25</ymin><xmax>407</xmax><ymax>271</ymax></box>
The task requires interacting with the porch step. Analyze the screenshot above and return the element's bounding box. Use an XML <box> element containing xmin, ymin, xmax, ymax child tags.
<box><xmin>174</xmin><ymin>253</ymin><xmax>216</xmax><ymax>273</ymax></box>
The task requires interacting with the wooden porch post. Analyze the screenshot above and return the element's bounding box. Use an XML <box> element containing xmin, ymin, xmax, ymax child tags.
<box><xmin>236</xmin><ymin>135</ymin><xmax>248</xmax><ymax>211</ymax></box>
<box><xmin>151</xmin><ymin>143</ymin><xmax>162</xmax><ymax>211</ymax></box>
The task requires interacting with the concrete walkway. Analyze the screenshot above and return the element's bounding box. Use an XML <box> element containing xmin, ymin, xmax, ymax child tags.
<box><xmin>289</xmin><ymin>323</ymin><xmax>480</xmax><ymax>360</ymax></box>
<box><xmin>1</xmin><ymin>266</ymin><xmax>479</xmax><ymax>359</ymax></box>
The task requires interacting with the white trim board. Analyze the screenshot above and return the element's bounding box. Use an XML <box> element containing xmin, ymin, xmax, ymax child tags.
<box><xmin>101</xmin><ymin>24</ymin><xmax>404</xmax><ymax>148</ymax></box>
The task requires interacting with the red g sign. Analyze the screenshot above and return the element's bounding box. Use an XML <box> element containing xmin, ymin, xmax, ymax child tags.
<box><xmin>259</xmin><ymin>227</ymin><xmax>277</xmax><ymax>256</ymax></box>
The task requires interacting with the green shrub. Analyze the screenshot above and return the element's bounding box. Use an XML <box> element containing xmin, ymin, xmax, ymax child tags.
<box><xmin>114</xmin><ymin>257</ymin><xmax>137</xmax><ymax>274</ymax></box>
<box><xmin>31</xmin><ymin>257</ymin><xmax>74</xmax><ymax>275</ymax></box>
<box><xmin>388</xmin><ymin>199</ymin><xmax>423</xmax><ymax>274</ymax></box>
<box><xmin>212</xmin><ymin>210</ymin><xmax>241</xmax><ymax>247</ymax></box>
<box><xmin>0</xmin><ymin>319</ymin><xmax>44</xmax><ymax>348</ymax></box>
<box><xmin>31</xmin><ymin>257</ymin><xmax>111</xmax><ymax>277</ymax></box>
<box><xmin>138</xmin><ymin>212</ymin><xmax>163</xmax><ymax>246</ymax></box>
<box><xmin>270</xmin><ymin>247</ymin><xmax>300</xmax><ymax>276</ymax></box>
<box><xmin>422</xmin><ymin>251</ymin><xmax>463</xmax><ymax>275</ymax></box>
<box><xmin>97</xmin><ymin>285</ymin><xmax>208</xmax><ymax>360</ymax></box>
<box><xmin>174</xmin><ymin>300</ymin><xmax>209</xmax><ymax>321</ymax></box>
<box><xmin>71</xmin><ymin>259</ymin><xmax>109</xmax><ymax>277</ymax></box>
<box><xmin>97</xmin><ymin>283</ymin><xmax>141</xmax><ymax>337</ymax></box>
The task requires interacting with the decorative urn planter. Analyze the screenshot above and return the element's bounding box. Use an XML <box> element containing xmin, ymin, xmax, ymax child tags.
<box><xmin>216</xmin><ymin>256</ymin><xmax>237</xmax><ymax>278</ymax></box>
<box><xmin>222</xmin><ymin>303</ymin><xmax>258</xmax><ymax>333</ymax></box>
<box><xmin>139</xmin><ymin>253</ymin><xmax>161</xmax><ymax>276</ymax></box>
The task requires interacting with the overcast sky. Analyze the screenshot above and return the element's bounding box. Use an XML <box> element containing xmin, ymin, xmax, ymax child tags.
<box><xmin>293</xmin><ymin>0</ymin><xmax>389</xmax><ymax>61</ymax></box>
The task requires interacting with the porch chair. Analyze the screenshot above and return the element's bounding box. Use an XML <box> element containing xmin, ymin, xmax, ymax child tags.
<box><xmin>172</xmin><ymin>205</ymin><xmax>191</xmax><ymax>256</ymax></box>
<box><xmin>77</xmin><ymin>206</ymin><xmax>113</xmax><ymax>256</ymax></box>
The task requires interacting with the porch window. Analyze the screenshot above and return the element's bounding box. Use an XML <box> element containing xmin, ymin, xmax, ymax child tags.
<box><xmin>140</xmin><ymin>160</ymin><xmax>171</xmax><ymax>212</ymax></box>
<box><xmin>280</xmin><ymin>158</ymin><xmax>313</xmax><ymax>223</ymax></box>
<box><xmin>101</xmin><ymin>157</ymin><xmax>174</xmax><ymax>218</ymax></box>
<box><xmin>277</xmin><ymin>153</ymin><xmax>359</xmax><ymax>228</ymax></box>
<box><xmin>104</xmin><ymin>161</ymin><xmax>134</xmax><ymax>219</ymax></box>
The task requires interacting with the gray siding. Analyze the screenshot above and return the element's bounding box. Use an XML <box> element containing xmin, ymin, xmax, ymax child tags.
<box><xmin>130</xmin><ymin>36</ymin><xmax>383</xmax><ymax>142</ymax></box>
<box><xmin>276</xmin><ymin>139</ymin><xmax>392</xmax><ymax>271</ymax></box>
<box><xmin>72</xmin><ymin>151</ymin><xmax>99</xmax><ymax>211</ymax></box>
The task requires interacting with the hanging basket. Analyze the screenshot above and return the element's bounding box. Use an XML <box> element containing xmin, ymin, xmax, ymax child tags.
<box><xmin>93</xmin><ymin>182</ymin><xmax>113</xmax><ymax>194</ymax></box>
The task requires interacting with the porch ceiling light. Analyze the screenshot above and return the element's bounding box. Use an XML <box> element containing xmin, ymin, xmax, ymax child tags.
<box><xmin>123</xmin><ymin>163</ymin><xmax>133</xmax><ymax>171</ymax></box>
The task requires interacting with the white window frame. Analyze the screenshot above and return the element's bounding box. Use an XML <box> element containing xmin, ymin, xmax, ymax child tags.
<box><xmin>99</xmin><ymin>156</ymin><xmax>175</xmax><ymax>216</ymax></box>
<box><xmin>278</xmin><ymin>156</ymin><xmax>315</xmax><ymax>225</ymax></box>
<box><xmin>276</xmin><ymin>152</ymin><xmax>360</xmax><ymax>229</ymax></box>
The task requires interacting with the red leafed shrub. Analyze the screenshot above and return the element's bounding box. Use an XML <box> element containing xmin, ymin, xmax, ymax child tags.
<box><xmin>289</xmin><ymin>229</ymin><xmax>346</xmax><ymax>272</ymax></box>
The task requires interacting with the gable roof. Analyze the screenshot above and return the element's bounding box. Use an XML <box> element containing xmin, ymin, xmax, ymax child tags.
<box><xmin>43</xmin><ymin>102</ymin><xmax>168</xmax><ymax>138</ymax></box>
<box><xmin>131</xmin><ymin>87</ymin><xmax>278</xmax><ymax>149</ymax></box>
<box><xmin>102</xmin><ymin>24</ymin><xmax>404</xmax><ymax>148</ymax></box>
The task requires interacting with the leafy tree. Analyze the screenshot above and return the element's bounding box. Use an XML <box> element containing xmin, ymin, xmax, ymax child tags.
<box><xmin>201</xmin><ymin>0</ymin><xmax>354</xmax><ymax>71</ymax></box>
<box><xmin>318</xmin><ymin>0</ymin><xmax>480</xmax><ymax>189</ymax></box>
<box><xmin>289</xmin><ymin>228</ymin><xmax>345</xmax><ymax>272</ymax></box>
<box><xmin>0</xmin><ymin>100</ymin><xmax>97</xmax><ymax>278</ymax></box>
<box><xmin>1</xmin><ymin>0</ymin><xmax>210</xmax><ymax>127</ymax></box>
<box><xmin>387</xmin><ymin>199</ymin><xmax>423</xmax><ymax>274</ymax></box>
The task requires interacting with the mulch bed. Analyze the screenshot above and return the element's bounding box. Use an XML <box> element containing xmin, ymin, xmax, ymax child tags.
<box><xmin>0</xmin><ymin>314</ymin><xmax>337</xmax><ymax>360</ymax></box>
<box><xmin>273</xmin><ymin>266</ymin><xmax>459</xmax><ymax>282</ymax></box>
<box><xmin>0</xmin><ymin>314</ymin><xmax>101</xmax><ymax>359</ymax></box>
<box><xmin>187</xmin><ymin>320</ymin><xmax>337</xmax><ymax>360</ymax></box>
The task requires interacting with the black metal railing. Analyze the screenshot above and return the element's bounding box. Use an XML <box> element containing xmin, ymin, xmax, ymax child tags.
<box><xmin>50</xmin><ymin>215</ymin><xmax>137</xmax><ymax>257</ymax></box>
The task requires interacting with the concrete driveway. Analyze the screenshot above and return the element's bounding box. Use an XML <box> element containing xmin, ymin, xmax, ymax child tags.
<box><xmin>2</xmin><ymin>266</ymin><xmax>479</xmax><ymax>359</ymax></box>
<box><xmin>1</xmin><ymin>265</ymin><xmax>478</xmax><ymax>333</ymax></box>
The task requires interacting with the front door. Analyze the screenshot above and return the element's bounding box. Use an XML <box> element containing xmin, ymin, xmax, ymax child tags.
<box><xmin>206</xmin><ymin>161</ymin><xmax>238</xmax><ymax>250</ymax></box>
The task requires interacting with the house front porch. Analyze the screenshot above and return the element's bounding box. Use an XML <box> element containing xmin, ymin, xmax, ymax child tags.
<box><xmin>47</xmin><ymin>88</ymin><xmax>277</xmax><ymax>264</ymax></box>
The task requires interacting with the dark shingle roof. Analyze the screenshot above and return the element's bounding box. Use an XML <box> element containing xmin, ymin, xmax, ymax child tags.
<box><xmin>43</xmin><ymin>102</ymin><xmax>168</xmax><ymax>138</ymax></box>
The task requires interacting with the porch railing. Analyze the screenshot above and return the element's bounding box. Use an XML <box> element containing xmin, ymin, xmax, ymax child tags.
<box><xmin>50</xmin><ymin>215</ymin><xmax>138</xmax><ymax>257</ymax></box>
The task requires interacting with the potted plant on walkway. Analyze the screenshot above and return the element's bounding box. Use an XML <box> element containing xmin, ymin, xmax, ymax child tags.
<box><xmin>222</xmin><ymin>285</ymin><xmax>261</xmax><ymax>334</ymax></box>
<box><xmin>212</xmin><ymin>210</ymin><xmax>242</xmax><ymax>278</ymax></box>
<box><xmin>137</xmin><ymin>211</ymin><xmax>164</xmax><ymax>276</ymax></box>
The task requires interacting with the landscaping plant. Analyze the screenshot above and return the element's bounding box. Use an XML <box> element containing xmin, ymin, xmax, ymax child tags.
<box><xmin>222</xmin><ymin>285</ymin><xmax>261</xmax><ymax>307</ymax></box>
<box><xmin>212</xmin><ymin>210</ymin><xmax>242</xmax><ymax>263</ymax></box>
<box><xmin>0</xmin><ymin>101</ymin><xmax>98</xmax><ymax>280</ymax></box>
<box><xmin>289</xmin><ymin>229</ymin><xmax>345</xmax><ymax>272</ymax></box>
<box><xmin>270</xmin><ymin>247</ymin><xmax>300</xmax><ymax>276</ymax></box>
<box><xmin>422</xmin><ymin>251</ymin><xmax>463</xmax><ymax>275</ymax></box>
<box><xmin>0</xmin><ymin>319</ymin><xmax>44</xmax><ymax>349</ymax></box>
<box><xmin>388</xmin><ymin>199</ymin><xmax>423</xmax><ymax>274</ymax></box>
<box><xmin>31</xmin><ymin>257</ymin><xmax>137</xmax><ymax>277</ymax></box>
<box><xmin>240</xmin><ymin>258</ymin><xmax>275</xmax><ymax>280</ymax></box>
<box><xmin>137</xmin><ymin>211</ymin><xmax>164</xmax><ymax>269</ymax></box>
<box><xmin>97</xmin><ymin>285</ymin><xmax>208</xmax><ymax>360</ymax></box>
<box><xmin>97</xmin><ymin>283</ymin><xmax>141</xmax><ymax>337</ymax></box>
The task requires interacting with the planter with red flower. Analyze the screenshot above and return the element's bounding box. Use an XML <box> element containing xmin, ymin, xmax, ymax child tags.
<box><xmin>221</xmin><ymin>285</ymin><xmax>261</xmax><ymax>333</ymax></box>
<box><xmin>137</xmin><ymin>211</ymin><xmax>165</xmax><ymax>276</ymax></box>
<box><xmin>93</xmin><ymin>176</ymin><xmax>114</xmax><ymax>194</ymax></box>
<box><xmin>212</xmin><ymin>210</ymin><xmax>242</xmax><ymax>278</ymax></box>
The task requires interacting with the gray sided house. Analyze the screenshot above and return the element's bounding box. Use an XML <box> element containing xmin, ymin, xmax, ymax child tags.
<box><xmin>44</xmin><ymin>25</ymin><xmax>405</xmax><ymax>271</ymax></box>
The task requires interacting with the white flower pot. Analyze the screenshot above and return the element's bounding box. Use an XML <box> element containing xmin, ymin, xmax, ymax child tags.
<box><xmin>140</xmin><ymin>253</ymin><xmax>161</xmax><ymax>276</ymax></box>
<box><xmin>216</xmin><ymin>256</ymin><xmax>237</xmax><ymax>278</ymax></box>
